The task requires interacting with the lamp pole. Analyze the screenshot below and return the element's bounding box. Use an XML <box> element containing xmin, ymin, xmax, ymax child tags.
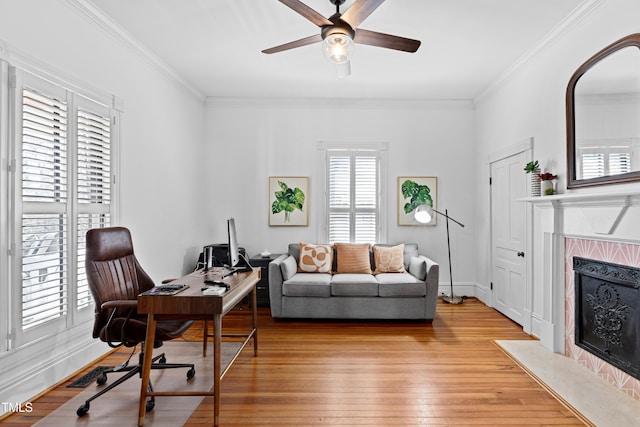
<box><xmin>433</xmin><ymin>208</ymin><xmax>465</xmax><ymax>304</ymax></box>
<box><xmin>414</xmin><ymin>205</ymin><xmax>465</xmax><ymax>303</ymax></box>
<box><xmin>424</xmin><ymin>208</ymin><xmax>464</xmax><ymax>304</ymax></box>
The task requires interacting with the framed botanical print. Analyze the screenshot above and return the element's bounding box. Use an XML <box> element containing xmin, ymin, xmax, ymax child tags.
<box><xmin>269</xmin><ymin>176</ymin><xmax>308</xmax><ymax>226</ymax></box>
<box><xmin>398</xmin><ymin>176</ymin><xmax>438</xmax><ymax>225</ymax></box>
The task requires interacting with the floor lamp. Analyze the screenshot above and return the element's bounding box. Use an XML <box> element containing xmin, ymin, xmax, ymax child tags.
<box><xmin>414</xmin><ymin>205</ymin><xmax>465</xmax><ymax>304</ymax></box>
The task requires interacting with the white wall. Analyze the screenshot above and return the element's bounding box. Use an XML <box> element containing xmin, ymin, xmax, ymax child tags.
<box><xmin>0</xmin><ymin>0</ymin><xmax>206</xmax><ymax>411</ymax></box>
<box><xmin>1</xmin><ymin>0</ymin><xmax>207</xmax><ymax>279</ymax></box>
<box><xmin>474</xmin><ymin>0</ymin><xmax>640</xmax><ymax>320</ymax></box>
<box><xmin>204</xmin><ymin>98</ymin><xmax>478</xmax><ymax>291</ymax></box>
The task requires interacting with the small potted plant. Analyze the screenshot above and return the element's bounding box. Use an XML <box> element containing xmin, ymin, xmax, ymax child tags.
<box><xmin>538</xmin><ymin>172</ymin><xmax>558</xmax><ymax>195</ymax></box>
<box><xmin>524</xmin><ymin>160</ymin><xmax>541</xmax><ymax>196</ymax></box>
<box><xmin>524</xmin><ymin>160</ymin><xmax>540</xmax><ymax>174</ymax></box>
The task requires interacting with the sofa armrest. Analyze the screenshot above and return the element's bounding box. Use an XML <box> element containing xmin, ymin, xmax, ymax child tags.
<box><xmin>409</xmin><ymin>254</ymin><xmax>439</xmax><ymax>319</ymax></box>
<box><xmin>422</xmin><ymin>255</ymin><xmax>439</xmax><ymax>318</ymax></box>
<box><xmin>268</xmin><ymin>254</ymin><xmax>289</xmax><ymax>317</ymax></box>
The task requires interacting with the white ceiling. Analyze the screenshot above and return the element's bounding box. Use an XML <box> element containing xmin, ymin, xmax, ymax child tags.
<box><xmin>88</xmin><ymin>0</ymin><xmax>586</xmax><ymax>100</ymax></box>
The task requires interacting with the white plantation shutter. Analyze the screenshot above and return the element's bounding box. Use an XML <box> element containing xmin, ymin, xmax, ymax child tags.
<box><xmin>76</xmin><ymin>102</ymin><xmax>112</xmax><ymax>309</ymax></box>
<box><xmin>14</xmin><ymin>70</ymin><xmax>117</xmax><ymax>342</ymax></box>
<box><xmin>609</xmin><ymin>152</ymin><xmax>631</xmax><ymax>176</ymax></box>
<box><xmin>581</xmin><ymin>152</ymin><xmax>605</xmax><ymax>179</ymax></box>
<box><xmin>329</xmin><ymin>155</ymin><xmax>351</xmax><ymax>242</ymax></box>
<box><xmin>21</xmin><ymin>86</ymin><xmax>69</xmax><ymax>329</ymax></box>
<box><xmin>327</xmin><ymin>150</ymin><xmax>379</xmax><ymax>244</ymax></box>
<box><xmin>579</xmin><ymin>145</ymin><xmax>632</xmax><ymax>179</ymax></box>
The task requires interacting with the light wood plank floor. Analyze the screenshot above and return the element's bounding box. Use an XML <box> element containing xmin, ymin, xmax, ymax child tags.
<box><xmin>2</xmin><ymin>298</ymin><xmax>584</xmax><ymax>426</ymax></box>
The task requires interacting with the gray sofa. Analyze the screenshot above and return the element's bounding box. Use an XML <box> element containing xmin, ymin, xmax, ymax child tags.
<box><xmin>268</xmin><ymin>243</ymin><xmax>439</xmax><ymax>320</ymax></box>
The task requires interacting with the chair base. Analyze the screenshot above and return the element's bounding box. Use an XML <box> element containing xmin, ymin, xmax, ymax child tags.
<box><xmin>76</xmin><ymin>348</ymin><xmax>195</xmax><ymax>417</ymax></box>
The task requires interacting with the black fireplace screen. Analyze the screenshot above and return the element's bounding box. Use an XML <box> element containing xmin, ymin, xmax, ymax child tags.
<box><xmin>574</xmin><ymin>256</ymin><xmax>640</xmax><ymax>380</ymax></box>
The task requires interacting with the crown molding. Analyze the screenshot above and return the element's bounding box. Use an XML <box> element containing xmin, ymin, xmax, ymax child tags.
<box><xmin>67</xmin><ymin>0</ymin><xmax>205</xmax><ymax>102</ymax></box>
<box><xmin>205</xmin><ymin>96</ymin><xmax>475</xmax><ymax>110</ymax></box>
<box><xmin>475</xmin><ymin>0</ymin><xmax>604</xmax><ymax>104</ymax></box>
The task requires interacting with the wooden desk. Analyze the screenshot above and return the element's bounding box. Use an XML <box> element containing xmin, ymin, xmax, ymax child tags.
<box><xmin>137</xmin><ymin>268</ymin><xmax>260</xmax><ymax>426</ymax></box>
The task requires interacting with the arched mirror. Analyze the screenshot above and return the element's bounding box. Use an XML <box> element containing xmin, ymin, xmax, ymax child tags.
<box><xmin>567</xmin><ymin>34</ymin><xmax>640</xmax><ymax>188</ymax></box>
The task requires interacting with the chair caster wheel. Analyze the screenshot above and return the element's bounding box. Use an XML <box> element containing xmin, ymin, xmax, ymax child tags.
<box><xmin>96</xmin><ymin>373</ymin><xmax>107</xmax><ymax>385</ymax></box>
<box><xmin>146</xmin><ymin>399</ymin><xmax>155</xmax><ymax>412</ymax></box>
<box><xmin>187</xmin><ymin>368</ymin><xmax>196</xmax><ymax>379</ymax></box>
<box><xmin>77</xmin><ymin>403</ymin><xmax>89</xmax><ymax>416</ymax></box>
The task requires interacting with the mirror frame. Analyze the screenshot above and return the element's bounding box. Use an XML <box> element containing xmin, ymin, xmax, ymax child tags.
<box><xmin>567</xmin><ymin>33</ymin><xmax>640</xmax><ymax>189</ymax></box>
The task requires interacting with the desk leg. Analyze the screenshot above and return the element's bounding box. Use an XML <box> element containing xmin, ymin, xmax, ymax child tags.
<box><xmin>251</xmin><ymin>288</ymin><xmax>258</xmax><ymax>356</ymax></box>
<box><xmin>138</xmin><ymin>313</ymin><xmax>157</xmax><ymax>427</ymax></box>
<box><xmin>213</xmin><ymin>313</ymin><xmax>222</xmax><ymax>427</ymax></box>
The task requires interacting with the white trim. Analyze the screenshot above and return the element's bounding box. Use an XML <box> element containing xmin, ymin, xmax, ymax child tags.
<box><xmin>487</xmin><ymin>137</ymin><xmax>534</xmax><ymax>164</ymax></box>
<box><xmin>488</xmin><ymin>138</ymin><xmax>534</xmax><ymax>334</ymax></box>
<box><xmin>475</xmin><ymin>0</ymin><xmax>605</xmax><ymax>104</ymax></box>
<box><xmin>66</xmin><ymin>0</ymin><xmax>205</xmax><ymax>102</ymax></box>
<box><xmin>0</xmin><ymin>324</ymin><xmax>106</xmax><ymax>417</ymax></box>
<box><xmin>207</xmin><ymin>96</ymin><xmax>475</xmax><ymax>110</ymax></box>
<box><xmin>0</xmin><ymin>60</ymin><xmax>9</xmax><ymax>354</ymax></box>
<box><xmin>3</xmin><ymin>42</ymin><xmax>116</xmax><ymax>111</ymax></box>
<box><xmin>316</xmin><ymin>141</ymin><xmax>389</xmax><ymax>244</ymax></box>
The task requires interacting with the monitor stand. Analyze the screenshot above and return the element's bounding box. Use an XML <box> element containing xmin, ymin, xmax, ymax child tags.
<box><xmin>222</xmin><ymin>254</ymin><xmax>253</xmax><ymax>277</ymax></box>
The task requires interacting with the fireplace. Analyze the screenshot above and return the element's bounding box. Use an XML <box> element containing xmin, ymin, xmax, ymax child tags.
<box><xmin>573</xmin><ymin>256</ymin><xmax>640</xmax><ymax>380</ymax></box>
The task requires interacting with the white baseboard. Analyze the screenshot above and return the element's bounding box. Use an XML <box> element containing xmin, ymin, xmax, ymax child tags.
<box><xmin>438</xmin><ymin>281</ymin><xmax>477</xmax><ymax>300</ymax></box>
<box><xmin>0</xmin><ymin>326</ymin><xmax>108</xmax><ymax>417</ymax></box>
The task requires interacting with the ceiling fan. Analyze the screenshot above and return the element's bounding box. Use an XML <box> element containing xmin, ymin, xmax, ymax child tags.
<box><xmin>262</xmin><ymin>0</ymin><xmax>421</xmax><ymax>78</ymax></box>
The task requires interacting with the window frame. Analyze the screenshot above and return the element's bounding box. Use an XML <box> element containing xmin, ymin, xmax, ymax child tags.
<box><xmin>7</xmin><ymin>66</ymin><xmax>120</xmax><ymax>349</ymax></box>
<box><xmin>317</xmin><ymin>142</ymin><xmax>387</xmax><ymax>244</ymax></box>
<box><xmin>577</xmin><ymin>140</ymin><xmax>633</xmax><ymax>180</ymax></box>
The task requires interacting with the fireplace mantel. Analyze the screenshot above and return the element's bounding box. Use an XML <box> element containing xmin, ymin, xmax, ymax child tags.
<box><xmin>518</xmin><ymin>189</ymin><xmax>640</xmax><ymax>353</ymax></box>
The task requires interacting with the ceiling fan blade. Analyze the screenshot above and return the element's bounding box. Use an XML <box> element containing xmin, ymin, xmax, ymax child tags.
<box><xmin>354</xmin><ymin>28</ymin><xmax>421</xmax><ymax>53</ymax></box>
<box><xmin>278</xmin><ymin>0</ymin><xmax>333</xmax><ymax>27</ymax></box>
<box><xmin>262</xmin><ymin>34</ymin><xmax>323</xmax><ymax>54</ymax></box>
<box><xmin>340</xmin><ymin>0</ymin><xmax>386</xmax><ymax>29</ymax></box>
<box><xmin>336</xmin><ymin>61</ymin><xmax>351</xmax><ymax>78</ymax></box>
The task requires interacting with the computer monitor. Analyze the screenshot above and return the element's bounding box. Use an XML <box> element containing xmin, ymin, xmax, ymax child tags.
<box><xmin>226</xmin><ymin>218</ymin><xmax>252</xmax><ymax>273</ymax></box>
<box><xmin>227</xmin><ymin>217</ymin><xmax>240</xmax><ymax>268</ymax></box>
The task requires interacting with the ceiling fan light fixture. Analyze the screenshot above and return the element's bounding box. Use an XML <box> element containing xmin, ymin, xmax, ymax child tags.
<box><xmin>322</xmin><ymin>32</ymin><xmax>354</xmax><ymax>64</ymax></box>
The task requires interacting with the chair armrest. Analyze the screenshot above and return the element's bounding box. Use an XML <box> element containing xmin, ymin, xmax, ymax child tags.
<box><xmin>101</xmin><ymin>300</ymin><xmax>138</xmax><ymax>310</ymax></box>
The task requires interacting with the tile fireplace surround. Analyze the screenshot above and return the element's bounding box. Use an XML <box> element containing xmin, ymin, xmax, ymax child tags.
<box><xmin>525</xmin><ymin>190</ymin><xmax>640</xmax><ymax>401</ymax></box>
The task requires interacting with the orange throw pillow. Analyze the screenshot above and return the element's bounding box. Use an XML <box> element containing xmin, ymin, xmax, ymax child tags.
<box><xmin>373</xmin><ymin>244</ymin><xmax>405</xmax><ymax>274</ymax></box>
<box><xmin>334</xmin><ymin>243</ymin><xmax>372</xmax><ymax>274</ymax></box>
<box><xmin>298</xmin><ymin>243</ymin><xmax>332</xmax><ymax>273</ymax></box>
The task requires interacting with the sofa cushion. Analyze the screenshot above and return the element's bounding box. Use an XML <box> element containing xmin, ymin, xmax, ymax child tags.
<box><xmin>374</xmin><ymin>243</ymin><xmax>418</xmax><ymax>270</ymax></box>
<box><xmin>373</xmin><ymin>244</ymin><xmax>405</xmax><ymax>274</ymax></box>
<box><xmin>408</xmin><ymin>256</ymin><xmax>427</xmax><ymax>281</ymax></box>
<box><xmin>280</xmin><ymin>255</ymin><xmax>298</xmax><ymax>281</ymax></box>
<box><xmin>376</xmin><ymin>272</ymin><xmax>426</xmax><ymax>297</ymax></box>
<box><xmin>330</xmin><ymin>274</ymin><xmax>378</xmax><ymax>296</ymax></box>
<box><xmin>298</xmin><ymin>242</ymin><xmax>332</xmax><ymax>273</ymax></box>
<box><xmin>283</xmin><ymin>273</ymin><xmax>331</xmax><ymax>297</ymax></box>
<box><xmin>334</xmin><ymin>243</ymin><xmax>372</xmax><ymax>274</ymax></box>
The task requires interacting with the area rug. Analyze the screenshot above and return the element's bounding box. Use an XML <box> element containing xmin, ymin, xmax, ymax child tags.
<box><xmin>34</xmin><ymin>341</ymin><xmax>242</xmax><ymax>427</ymax></box>
<box><xmin>495</xmin><ymin>340</ymin><xmax>640</xmax><ymax>427</ymax></box>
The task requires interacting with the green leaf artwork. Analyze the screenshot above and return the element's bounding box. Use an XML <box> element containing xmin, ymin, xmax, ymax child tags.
<box><xmin>271</xmin><ymin>180</ymin><xmax>305</xmax><ymax>223</ymax></box>
<box><xmin>401</xmin><ymin>179</ymin><xmax>432</xmax><ymax>214</ymax></box>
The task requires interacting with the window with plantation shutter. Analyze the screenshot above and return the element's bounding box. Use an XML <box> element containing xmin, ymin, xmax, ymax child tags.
<box><xmin>21</xmin><ymin>86</ymin><xmax>69</xmax><ymax>329</ymax></box>
<box><xmin>11</xmin><ymin>69</ymin><xmax>118</xmax><ymax>345</ymax></box>
<box><xmin>578</xmin><ymin>143</ymin><xmax>632</xmax><ymax>179</ymax></box>
<box><xmin>325</xmin><ymin>147</ymin><xmax>385</xmax><ymax>244</ymax></box>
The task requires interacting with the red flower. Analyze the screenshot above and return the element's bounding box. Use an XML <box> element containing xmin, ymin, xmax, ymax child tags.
<box><xmin>538</xmin><ymin>172</ymin><xmax>557</xmax><ymax>181</ymax></box>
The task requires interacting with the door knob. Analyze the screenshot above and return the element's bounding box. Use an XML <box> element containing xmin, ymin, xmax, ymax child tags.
<box><xmin>517</xmin><ymin>251</ymin><xmax>525</xmax><ymax>257</ymax></box>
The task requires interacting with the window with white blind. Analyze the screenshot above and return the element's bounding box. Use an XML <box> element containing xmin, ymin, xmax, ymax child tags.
<box><xmin>578</xmin><ymin>145</ymin><xmax>632</xmax><ymax>179</ymax></box>
<box><xmin>322</xmin><ymin>145</ymin><xmax>386</xmax><ymax>244</ymax></box>
<box><xmin>10</xmin><ymin>69</ymin><xmax>117</xmax><ymax>346</ymax></box>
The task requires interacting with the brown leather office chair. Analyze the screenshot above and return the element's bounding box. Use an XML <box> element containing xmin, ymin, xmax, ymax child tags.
<box><xmin>77</xmin><ymin>226</ymin><xmax>195</xmax><ymax>417</ymax></box>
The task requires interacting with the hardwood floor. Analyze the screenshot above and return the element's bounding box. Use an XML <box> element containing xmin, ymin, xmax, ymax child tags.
<box><xmin>1</xmin><ymin>298</ymin><xmax>584</xmax><ymax>426</ymax></box>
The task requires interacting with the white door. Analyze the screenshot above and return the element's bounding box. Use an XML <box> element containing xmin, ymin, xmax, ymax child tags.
<box><xmin>490</xmin><ymin>151</ymin><xmax>528</xmax><ymax>325</ymax></box>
